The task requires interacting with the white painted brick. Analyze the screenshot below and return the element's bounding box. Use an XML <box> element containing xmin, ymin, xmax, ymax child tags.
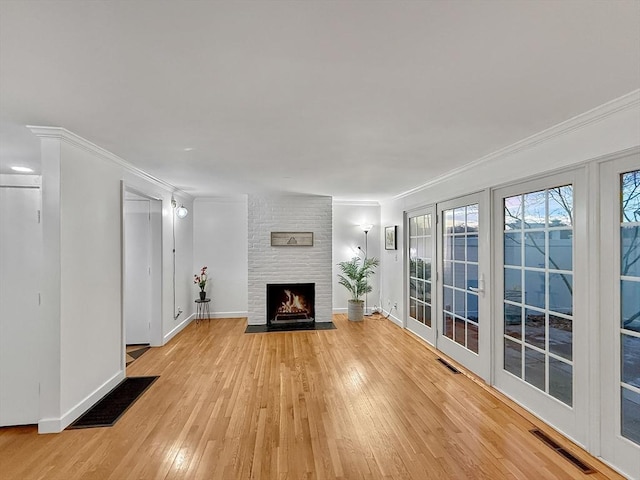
<box><xmin>247</xmin><ymin>194</ymin><xmax>333</xmax><ymax>325</ymax></box>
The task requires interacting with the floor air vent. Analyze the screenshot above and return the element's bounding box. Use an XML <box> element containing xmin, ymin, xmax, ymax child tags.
<box><xmin>529</xmin><ymin>429</ymin><xmax>595</xmax><ymax>474</ymax></box>
<box><xmin>437</xmin><ymin>358</ymin><xmax>460</xmax><ymax>374</ymax></box>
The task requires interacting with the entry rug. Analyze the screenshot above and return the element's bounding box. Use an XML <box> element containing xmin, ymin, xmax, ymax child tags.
<box><xmin>68</xmin><ymin>376</ymin><xmax>159</xmax><ymax>429</ymax></box>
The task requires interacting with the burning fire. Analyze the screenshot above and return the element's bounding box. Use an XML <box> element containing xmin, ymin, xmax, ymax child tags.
<box><xmin>278</xmin><ymin>289</ymin><xmax>308</xmax><ymax>314</ymax></box>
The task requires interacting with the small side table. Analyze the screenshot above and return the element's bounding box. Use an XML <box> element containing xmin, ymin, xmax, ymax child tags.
<box><xmin>195</xmin><ymin>298</ymin><xmax>211</xmax><ymax>323</ymax></box>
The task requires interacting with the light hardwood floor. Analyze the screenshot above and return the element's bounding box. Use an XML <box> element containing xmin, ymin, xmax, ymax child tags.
<box><xmin>0</xmin><ymin>314</ymin><xmax>626</xmax><ymax>479</ymax></box>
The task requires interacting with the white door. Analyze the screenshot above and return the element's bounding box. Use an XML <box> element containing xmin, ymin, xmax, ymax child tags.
<box><xmin>406</xmin><ymin>206</ymin><xmax>436</xmax><ymax>345</ymax></box>
<box><xmin>600</xmin><ymin>155</ymin><xmax>640</xmax><ymax>479</ymax></box>
<box><xmin>436</xmin><ymin>192</ymin><xmax>490</xmax><ymax>381</ymax></box>
<box><xmin>124</xmin><ymin>199</ymin><xmax>151</xmax><ymax>345</ymax></box>
<box><xmin>493</xmin><ymin>170</ymin><xmax>589</xmax><ymax>446</ymax></box>
<box><xmin>0</xmin><ymin>185</ymin><xmax>41</xmax><ymax>426</ymax></box>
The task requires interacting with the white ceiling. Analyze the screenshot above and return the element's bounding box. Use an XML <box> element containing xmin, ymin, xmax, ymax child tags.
<box><xmin>1</xmin><ymin>1</ymin><xmax>639</xmax><ymax>201</ymax></box>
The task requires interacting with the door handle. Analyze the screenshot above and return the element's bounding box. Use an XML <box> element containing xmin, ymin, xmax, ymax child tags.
<box><xmin>469</xmin><ymin>273</ymin><xmax>485</xmax><ymax>294</ymax></box>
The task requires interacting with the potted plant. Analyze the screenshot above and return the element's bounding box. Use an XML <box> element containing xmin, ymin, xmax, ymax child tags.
<box><xmin>194</xmin><ymin>266</ymin><xmax>208</xmax><ymax>300</ymax></box>
<box><xmin>337</xmin><ymin>256</ymin><xmax>379</xmax><ymax>321</ymax></box>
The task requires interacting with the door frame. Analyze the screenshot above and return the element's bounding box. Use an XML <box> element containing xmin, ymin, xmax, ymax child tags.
<box><xmin>599</xmin><ymin>153</ymin><xmax>640</xmax><ymax>478</ymax></box>
<box><xmin>405</xmin><ymin>205</ymin><xmax>437</xmax><ymax>345</ymax></box>
<box><xmin>121</xmin><ymin>183</ymin><xmax>163</xmax><ymax>370</ymax></box>
<box><xmin>491</xmin><ymin>168</ymin><xmax>589</xmax><ymax>447</ymax></box>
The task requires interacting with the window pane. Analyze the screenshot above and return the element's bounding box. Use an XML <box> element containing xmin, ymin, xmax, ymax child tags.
<box><xmin>410</xmin><ymin>217</ymin><xmax>417</xmax><ymax>236</ymax></box>
<box><xmin>444</xmin><ymin>313</ymin><xmax>453</xmax><ymax>339</ymax></box>
<box><xmin>424</xmin><ymin>305</ymin><xmax>432</xmax><ymax>328</ymax></box>
<box><xmin>467</xmin><ymin>323</ymin><xmax>479</xmax><ymax>354</ymax></box>
<box><xmin>621</xmin><ymin>170</ymin><xmax>640</xmax><ymax>223</ymax></box>
<box><xmin>525</xmin><ymin>270</ymin><xmax>546</xmax><ymax>309</ymax></box>
<box><xmin>504</xmin><ymin>233</ymin><xmax>521</xmax><ymax>266</ymax></box>
<box><xmin>505</xmin><ymin>303</ymin><xmax>522</xmax><ymax>339</ymax></box>
<box><xmin>416</xmin><ymin>303</ymin><xmax>424</xmax><ymax>324</ymax></box>
<box><xmin>424</xmin><ymin>281</ymin><xmax>432</xmax><ymax>304</ymax></box>
<box><xmin>504</xmin><ymin>268</ymin><xmax>522</xmax><ymax>303</ymax></box>
<box><xmin>524</xmin><ymin>308</ymin><xmax>545</xmax><ymax>349</ymax></box>
<box><xmin>424</xmin><ymin>214</ymin><xmax>432</xmax><ymax>230</ymax></box>
<box><xmin>443</xmin><ymin>287</ymin><xmax>453</xmax><ymax>313</ymax></box>
<box><xmin>525</xmin><ymin>232</ymin><xmax>546</xmax><ymax>268</ymax></box>
<box><xmin>466</xmin><ymin>204</ymin><xmax>479</xmax><ymax>232</ymax></box>
<box><xmin>453</xmin><ymin>236</ymin><xmax>466</xmax><ymax>261</ymax></box>
<box><xmin>525</xmin><ymin>347</ymin><xmax>546</xmax><ymax>391</ymax></box>
<box><xmin>424</xmin><ymin>260</ymin><xmax>432</xmax><ymax>281</ymax></box>
<box><xmin>548</xmin><ymin>186</ymin><xmax>573</xmax><ymax>227</ymax></box>
<box><xmin>454</xmin><ymin>208</ymin><xmax>465</xmax><ymax>232</ymax></box>
<box><xmin>524</xmin><ymin>191</ymin><xmax>546</xmax><ymax>228</ymax></box>
<box><xmin>621</xmin><ymin>226</ymin><xmax>640</xmax><ymax>278</ymax></box>
<box><xmin>504</xmin><ymin>338</ymin><xmax>522</xmax><ymax>377</ymax></box>
<box><xmin>549</xmin><ymin>358</ymin><xmax>572</xmax><ymax>406</ymax></box>
<box><xmin>416</xmin><ymin>215</ymin><xmax>425</xmax><ymax>236</ymax></box>
<box><xmin>409</xmin><ymin>298</ymin><xmax>416</xmax><ymax>320</ymax></box>
<box><xmin>443</xmin><ymin>261</ymin><xmax>453</xmax><ymax>286</ymax></box>
<box><xmin>444</xmin><ymin>210</ymin><xmax>454</xmax><ymax>233</ymax></box>
<box><xmin>467</xmin><ymin>264</ymin><xmax>478</xmax><ymax>291</ymax></box>
<box><xmin>548</xmin><ymin>230</ymin><xmax>573</xmax><ymax>271</ymax></box>
<box><xmin>454</xmin><ymin>262</ymin><xmax>466</xmax><ymax>289</ymax></box>
<box><xmin>467</xmin><ymin>234</ymin><xmax>478</xmax><ymax>262</ymax></box>
<box><xmin>505</xmin><ymin>195</ymin><xmax>522</xmax><ymax>230</ymax></box>
<box><xmin>549</xmin><ymin>315</ymin><xmax>572</xmax><ymax>361</ymax></box>
<box><xmin>455</xmin><ymin>318</ymin><xmax>465</xmax><ymax>346</ymax></box>
<box><xmin>621</xmin><ymin>280</ymin><xmax>640</xmax><ymax>333</ymax></box>
<box><xmin>549</xmin><ymin>273</ymin><xmax>573</xmax><ymax>316</ymax></box>
<box><xmin>454</xmin><ymin>290</ymin><xmax>465</xmax><ymax>318</ymax></box>
<box><xmin>467</xmin><ymin>293</ymin><xmax>478</xmax><ymax>322</ymax></box>
<box><xmin>622</xmin><ymin>334</ymin><xmax>640</xmax><ymax>389</ymax></box>
<box><xmin>443</xmin><ymin>235</ymin><xmax>453</xmax><ymax>261</ymax></box>
<box><xmin>410</xmin><ymin>279</ymin><xmax>417</xmax><ymax>299</ymax></box>
<box><xmin>622</xmin><ymin>387</ymin><xmax>640</xmax><ymax>445</ymax></box>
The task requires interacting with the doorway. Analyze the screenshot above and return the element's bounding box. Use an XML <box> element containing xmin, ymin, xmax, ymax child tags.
<box><xmin>0</xmin><ymin>181</ymin><xmax>41</xmax><ymax>426</ymax></box>
<box><xmin>123</xmin><ymin>188</ymin><xmax>162</xmax><ymax>362</ymax></box>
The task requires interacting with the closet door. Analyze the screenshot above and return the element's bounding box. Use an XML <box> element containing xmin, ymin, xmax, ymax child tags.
<box><xmin>600</xmin><ymin>155</ymin><xmax>640</xmax><ymax>479</ymax></box>
<box><xmin>0</xmin><ymin>185</ymin><xmax>41</xmax><ymax>426</ymax></box>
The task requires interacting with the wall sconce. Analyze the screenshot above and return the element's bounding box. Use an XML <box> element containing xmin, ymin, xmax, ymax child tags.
<box><xmin>171</xmin><ymin>196</ymin><xmax>188</xmax><ymax>218</ymax></box>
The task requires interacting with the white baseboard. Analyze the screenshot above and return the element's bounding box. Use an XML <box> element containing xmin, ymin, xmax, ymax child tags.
<box><xmin>207</xmin><ymin>311</ymin><xmax>248</xmax><ymax>319</ymax></box>
<box><xmin>38</xmin><ymin>370</ymin><xmax>125</xmax><ymax>434</ymax></box>
<box><xmin>164</xmin><ymin>313</ymin><xmax>194</xmax><ymax>344</ymax></box>
<box><xmin>381</xmin><ymin>309</ymin><xmax>403</xmax><ymax>327</ymax></box>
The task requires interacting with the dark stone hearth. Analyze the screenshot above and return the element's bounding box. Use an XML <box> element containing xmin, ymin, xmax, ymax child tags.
<box><xmin>245</xmin><ymin>322</ymin><xmax>336</xmax><ymax>333</ymax></box>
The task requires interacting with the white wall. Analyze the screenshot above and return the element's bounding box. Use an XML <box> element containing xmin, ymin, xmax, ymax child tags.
<box><xmin>380</xmin><ymin>92</ymin><xmax>640</xmax><ymax>325</ymax></box>
<box><xmin>332</xmin><ymin>202</ymin><xmax>381</xmax><ymax>312</ymax></box>
<box><xmin>32</xmin><ymin>127</ymin><xmax>194</xmax><ymax>432</ymax></box>
<box><xmin>193</xmin><ymin>196</ymin><xmax>248</xmax><ymax>318</ymax></box>
<box><xmin>247</xmin><ymin>194</ymin><xmax>333</xmax><ymax>324</ymax></box>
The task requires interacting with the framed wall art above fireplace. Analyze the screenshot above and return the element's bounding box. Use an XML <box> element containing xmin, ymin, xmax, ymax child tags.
<box><xmin>271</xmin><ymin>232</ymin><xmax>314</xmax><ymax>246</ymax></box>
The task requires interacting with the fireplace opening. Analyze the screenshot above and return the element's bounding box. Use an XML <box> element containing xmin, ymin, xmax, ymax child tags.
<box><xmin>266</xmin><ymin>283</ymin><xmax>315</xmax><ymax>325</ymax></box>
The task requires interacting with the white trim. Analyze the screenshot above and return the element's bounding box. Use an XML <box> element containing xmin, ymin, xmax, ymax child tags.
<box><xmin>208</xmin><ymin>311</ymin><xmax>249</xmax><ymax>319</ymax></box>
<box><xmin>163</xmin><ymin>313</ymin><xmax>194</xmax><ymax>344</ymax></box>
<box><xmin>382</xmin><ymin>310</ymin><xmax>403</xmax><ymax>327</ymax></box>
<box><xmin>38</xmin><ymin>370</ymin><xmax>125</xmax><ymax>434</ymax></box>
<box><xmin>27</xmin><ymin>126</ymin><xmax>191</xmax><ymax>199</ymax></box>
<box><xmin>394</xmin><ymin>90</ymin><xmax>640</xmax><ymax>201</ymax></box>
<box><xmin>0</xmin><ymin>174</ymin><xmax>41</xmax><ymax>187</ymax></box>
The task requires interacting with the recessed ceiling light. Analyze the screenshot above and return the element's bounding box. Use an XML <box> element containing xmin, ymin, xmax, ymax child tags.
<box><xmin>184</xmin><ymin>147</ymin><xmax>194</xmax><ymax>152</ymax></box>
<box><xmin>11</xmin><ymin>166</ymin><xmax>34</xmax><ymax>173</ymax></box>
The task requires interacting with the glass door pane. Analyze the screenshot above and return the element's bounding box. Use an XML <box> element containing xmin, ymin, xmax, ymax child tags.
<box><xmin>407</xmin><ymin>207</ymin><xmax>436</xmax><ymax>345</ymax></box>
<box><xmin>436</xmin><ymin>192</ymin><xmax>489</xmax><ymax>381</ymax></box>
<box><xmin>620</xmin><ymin>169</ymin><xmax>640</xmax><ymax>445</ymax></box>
<box><xmin>502</xmin><ymin>185</ymin><xmax>574</xmax><ymax>406</ymax></box>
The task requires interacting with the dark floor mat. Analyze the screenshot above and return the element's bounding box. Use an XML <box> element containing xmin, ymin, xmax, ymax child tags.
<box><xmin>245</xmin><ymin>322</ymin><xmax>336</xmax><ymax>333</ymax></box>
<box><xmin>128</xmin><ymin>346</ymin><xmax>150</xmax><ymax>360</ymax></box>
<box><xmin>67</xmin><ymin>376</ymin><xmax>158</xmax><ymax>429</ymax></box>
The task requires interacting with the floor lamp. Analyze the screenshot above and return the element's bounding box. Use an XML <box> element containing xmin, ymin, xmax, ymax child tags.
<box><xmin>361</xmin><ymin>224</ymin><xmax>373</xmax><ymax>316</ymax></box>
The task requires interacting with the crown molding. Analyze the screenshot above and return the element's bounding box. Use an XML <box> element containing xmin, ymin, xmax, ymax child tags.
<box><xmin>26</xmin><ymin>126</ymin><xmax>191</xmax><ymax>198</ymax></box>
<box><xmin>332</xmin><ymin>199</ymin><xmax>380</xmax><ymax>207</ymax></box>
<box><xmin>393</xmin><ymin>89</ymin><xmax>640</xmax><ymax>201</ymax></box>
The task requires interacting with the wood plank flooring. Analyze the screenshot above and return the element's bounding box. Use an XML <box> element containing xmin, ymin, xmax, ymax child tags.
<box><xmin>0</xmin><ymin>314</ymin><xmax>625</xmax><ymax>479</ymax></box>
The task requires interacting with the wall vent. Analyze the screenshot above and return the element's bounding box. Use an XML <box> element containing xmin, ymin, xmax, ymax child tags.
<box><xmin>529</xmin><ymin>429</ymin><xmax>595</xmax><ymax>474</ymax></box>
<box><xmin>437</xmin><ymin>358</ymin><xmax>460</xmax><ymax>374</ymax></box>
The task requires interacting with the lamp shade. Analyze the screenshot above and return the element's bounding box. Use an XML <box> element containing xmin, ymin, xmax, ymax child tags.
<box><xmin>175</xmin><ymin>205</ymin><xmax>188</xmax><ymax>218</ymax></box>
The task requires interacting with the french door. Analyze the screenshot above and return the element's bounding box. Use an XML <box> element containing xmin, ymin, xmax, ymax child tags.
<box><xmin>493</xmin><ymin>170</ymin><xmax>589</xmax><ymax>446</ymax></box>
<box><xmin>406</xmin><ymin>206</ymin><xmax>436</xmax><ymax>345</ymax></box>
<box><xmin>436</xmin><ymin>192</ymin><xmax>490</xmax><ymax>381</ymax></box>
<box><xmin>600</xmin><ymin>154</ymin><xmax>640</xmax><ymax>479</ymax></box>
